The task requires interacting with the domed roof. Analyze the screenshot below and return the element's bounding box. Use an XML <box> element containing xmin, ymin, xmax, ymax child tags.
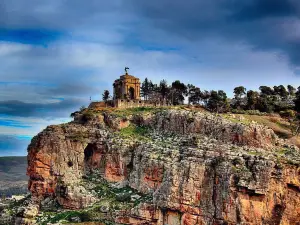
<box><xmin>120</xmin><ymin>74</ymin><xmax>139</xmax><ymax>80</ymax></box>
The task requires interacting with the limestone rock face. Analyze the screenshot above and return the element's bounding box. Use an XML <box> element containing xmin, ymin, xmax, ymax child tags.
<box><xmin>26</xmin><ymin>109</ymin><xmax>300</xmax><ymax>224</ymax></box>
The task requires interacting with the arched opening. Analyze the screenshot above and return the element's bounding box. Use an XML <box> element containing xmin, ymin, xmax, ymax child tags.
<box><xmin>84</xmin><ymin>143</ymin><xmax>106</xmax><ymax>174</ymax></box>
<box><xmin>129</xmin><ymin>87</ymin><xmax>135</xmax><ymax>99</ymax></box>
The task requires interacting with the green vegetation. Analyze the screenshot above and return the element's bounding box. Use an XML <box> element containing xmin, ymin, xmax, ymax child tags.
<box><xmin>37</xmin><ymin>175</ymin><xmax>152</xmax><ymax>225</ymax></box>
<box><xmin>231</xmin><ymin>109</ymin><xmax>267</xmax><ymax>116</ymax></box>
<box><xmin>102</xmin><ymin>90</ymin><xmax>111</xmax><ymax>103</ymax></box>
<box><xmin>37</xmin><ymin>172</ymin><xmax>153</xmax><ymax>225</ymax></box>
<box><xmin>137</xmin><ymin>78</ymin><xmax>300</xmax><ymax>117</ymax></box>
<box><xmin>36</xmin><ymin>210</ymin><xmax>121</xmax><ymax>225</ymax></box>
<box><xmin>111</xmin><ymin>106</ymin><xmax>165</xmax><ymax>117</ymax></box>
<box><xmin>119</xmin><ymin>124</ymin><xmax>149</xmax><ymax>137</ymax></box>
<box><xmin>82</xmin><ymin>110</ymin><xmax>96</xmax><ymax>122</ymax></box>
<box><xmin>117</xmin><ymin>124</ymin><xmax>151</xmax><ymax>142</ymax></box>
<box><xmin>91</xmin><ymin>180</ymin><xmax>152</xmax><ymax>208</ymax></box>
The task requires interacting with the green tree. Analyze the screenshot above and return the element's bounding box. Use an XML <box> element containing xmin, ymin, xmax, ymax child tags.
<box><xmin>102</xmin><ymin>90</ymin><xmax>111</xmax><ymax>103</ymax></box>
<box><xmin>234</xmin><ymin>86</ymin><xmax>246</xmax><ymax>98</ymax></box>
<box><xmin>233</xmin><ymin>86</ymin><xmax>246</xmax><ymax>109</ymax></box>
<box><xmin>287</xmin><ymin>85</ymin><xmax>296</xmax><ymax>96</ymax></box>
<box><xmin>201</xmin><ymin>90</ymin><xmax>211</xmax><ymax>107</ymax></box>
<box><xmin>141</xmin><ymin>78</ymin><xmax>150</xmax><ymax>100</ymax></box>
<box><xmin>259</xmin><ymin>86</ymin><xmax>274</xmax><ymax>96</ymax></box>
<box><xmin>170</xmin><ymin>80</ymin><xmax>187</xmax><ymax>105</ymax></box>
<box><xmin>294</xmin><ymin>87</ymin><xmax>300</xmax><ymax>112</ymax></box>
<box><xmin>246</xmin><ymin>90</ymin><xmax>259</xmax><ymax>110</ymax></box>
<box><xmin>273</xmin><ymin>85</ymin><xmax>288</xmax><ymax>99</ymax></box>
<box><xmin>256</xmin><ymin>96</ymin><xmax>275</xmax><ymax>112</ymax></box>
<box><xmin>186</xmin><ymin>84</ymin><xmax>196</xmax><ymax>105</ymax></box>
<box><xmin>159</xmin><ymin>79</ymin><xmax>169</xmax><ymax>101</ymax></box>
<box><xmin>258</xmin><ymin>86</ymin><xmax>275</xmax><ymax>112</ymax></box>
<box><xmin>189</xmin><ymin>87</ymin><xmax>202</xmax><ymax>105</ymax></box>
<box><xmin>207</xmin><ymin>90</ymin><xmax>229</xmax><ymax>113</ymax></box>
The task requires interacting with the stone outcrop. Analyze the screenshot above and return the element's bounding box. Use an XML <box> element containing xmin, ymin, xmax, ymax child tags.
<box><xmin>25</xmin><ymin>108</ymin><xmax>300</xmax><ymax>224</ymax></box>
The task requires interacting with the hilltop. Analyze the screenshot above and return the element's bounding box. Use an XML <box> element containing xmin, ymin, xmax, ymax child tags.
<box><xmin>2</xmin><ymin>106</ymin><xmax>300</xmax><ymax>225</ymax></box>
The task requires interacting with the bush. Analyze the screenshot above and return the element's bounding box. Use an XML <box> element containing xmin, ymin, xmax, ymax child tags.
<box><xmin>231</xmin><ymin>109</ymin><xmax>267</xmax><ymax>116</ymax></box>
<box><xmin>119</xmin><ymin>125</ymin><xmax>149</xmax><ymax>138</ymax></box>
<box><xmin>279</xmin><ymin>110</ymin><xmax>296</xmax><ymax>119</ymax></box>
<box><xmin>82</xmin><ymin>111</ymin><xmax>95</xmax><ymax>122</ymax></box>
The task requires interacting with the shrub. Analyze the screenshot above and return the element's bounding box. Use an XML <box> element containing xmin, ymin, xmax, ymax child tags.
<box><xmin>82</xmin><ymin>111</ymin><xmax>95</xmax><ymax>122</ymax></box>
<box><xmin>231</xmin><ymin>109</ymin><xmax>267</xmax><ymax>116</ymax></box>
<box><xmin>279</xmin><ymin>110</ymin><xmax>296</xmax><ymax>119</ymax></box>
<box><xmin>119</xmin><ymin>125</ymin><xmax>149</xmax><ymax>138</ymax></box>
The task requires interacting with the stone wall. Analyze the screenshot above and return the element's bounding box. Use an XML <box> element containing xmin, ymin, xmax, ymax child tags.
<box><xmin>89</xmin><ymin>100</ymin><xmax>166</xmax><ymax>109</ymax></box>
<box><xmin>113</xmin><ymin>99</ymin><xmax>165</xmax><ymax>108</ymax></box>
<box><xmin>88</xmin><ymin>101</ymin><xmax>107</xmax><ymax>108</ymax></box>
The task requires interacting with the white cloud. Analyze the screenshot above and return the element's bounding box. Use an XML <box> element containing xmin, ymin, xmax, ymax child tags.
<box><xmin>0</xmin><ymin>115</ymin><xmax>70</xmax><ymax>136</ymax></box>
<box><xmin>0</xmin><ymin>42</ymin><xmax>30</xmax><ymax>56</ymax></box>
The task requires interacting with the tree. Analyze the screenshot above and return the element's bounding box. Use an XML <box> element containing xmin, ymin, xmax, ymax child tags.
<box><xmin>233</xmin><ymin>86</ymin><xmax>246</xmax><ymax>109</ymax></box>
<box><xmin>259</xmin><ymin>86</ymin><xmax>274</xmax><ymax>96</ymax></box>
<box><xmin>159</xmin><ymin>79</ymin><xmax>169</xmax><ymax>101</ymax></box>
<box><xmin>102</xmin><ymin>90</ymin><xmax>111</xmax><ymax>103</ymax></box>
<box><xmin>141</xmin><ymin>78</ymin><xmax>150</xmax><ymax>100</ymax></box>
<box><xmin>258</xmin><ymin>86</ymin><xmax>276</xmax><ymax>112</ymax></box>
<box><xmin>273</xmin><ymin>85</ymin><xmax>288</xmax><ymax>99</ymax></box>
<box><xmin>186</xmin><ymin>84</ymin><xmax>196</xmax><ymax>105</ymax></box>
<box><xmin>234</xmin><ymin>86</ymin><xmax>246</xmax><ymax>98</ymax></box>
<box><xmin>207</xmin><ymin>90</ymin><xmax>229</xmax><ymax>113</ymax></box>
<box><xmin>256</xmin><ymin>96</ymin><xmax>275</xmax><ymax>113</ymax></box>
<box><xmin>201</xmin><ymin>90</ymin><xmax>211</xmax><ymax>107</ymax></box>
<box><xmin>189</xmin><ymin>87</ymin><xmax>202</xmax><ymax>105</ymax></box>
<box><xmin>294</xmin><ymin>86</ymin><xmax>300</xmax><ymax>112</ymax></box>
<box><xmin>170</xmin><ymin>80</ymin><xmax>187</xmax><ymax>105</ymax></box>
<box><xmin>246</xmin><ymin>90</ymin><xmax>259</xmax><ymax>110</ymax></box>
<box><xmin>149</xmin><ymin>81</ymin><xmax>158</xmax><ymax>94</ymax></box>
<box><xmin>287</xmin><ymin>85</ymin><xmax>296</xmax><ymax>96</ymax></box>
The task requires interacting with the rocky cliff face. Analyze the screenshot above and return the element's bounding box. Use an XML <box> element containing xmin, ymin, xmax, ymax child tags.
<box><xmin>25</xmin><ymin>108</ymin><xmax>300</xmax><ymax>225</ymax></box>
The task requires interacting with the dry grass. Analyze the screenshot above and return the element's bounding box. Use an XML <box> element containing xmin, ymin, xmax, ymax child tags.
<box><xmin>239</xmin><ymin>114</ymin><xmax>300</xmax><ymax>147</ymax></box>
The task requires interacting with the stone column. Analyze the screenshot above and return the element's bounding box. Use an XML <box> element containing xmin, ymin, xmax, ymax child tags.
<box><xmin>135</xmin><ymin>83</ymin><xmax>137</xmax><ymax>99</ymax></box>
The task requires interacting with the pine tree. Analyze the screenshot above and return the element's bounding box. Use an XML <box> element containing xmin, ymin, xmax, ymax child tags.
<box><xmin>141</xmin><ymin>78</ymin><xmax>150</xmax><ymax>100</ymax></box>
<box><xmin>102</xmin><ymin>90</ymin><xmax>111</xmax><ymax>103</ymax></box>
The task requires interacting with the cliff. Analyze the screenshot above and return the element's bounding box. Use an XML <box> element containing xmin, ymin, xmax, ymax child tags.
<box><xmin>19</xmin><ymin>107</ymin><xmax>300</xmax><ymax>224</ymax></box>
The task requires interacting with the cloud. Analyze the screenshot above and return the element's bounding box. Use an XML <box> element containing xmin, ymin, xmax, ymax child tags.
<box><xmin>0</xmin><ymin>115</ymin><xmax>71</xmax><ymax>156</ymax></box>
<box><xmin>0</xmin><ymin>28</ymin><xmax>63</xmax><ymax>45</ymax></box>
<box><xmin>0</xmin><ymin>99</ymin><xmax>84</xmax><ymax>117</ymax></box>
<box><xmin>0</xmin><ymin>114</ymin><xmax>70</xmax><ymax>136</ymax></box>
<box><xmin>230</xmin><ymin>0</ymin><xmax>298</xmax><ymax>21</ymax></box>
<box><xmin>122</xmin><ymin>0</ymin><xmax>300</xmax><ymax>67</ymax></box>
<box><xmin>1</xmin><ymin>0</ymin><xmax>300</xmax><ymax>155</ymax></box>
<box><xmin>2</xmin><ymin>0</ymin><xmax>300</xmax><ymax>66</ymax></box>
<box><xmin>0</xmin><ymin>135</ymin><xmax>30</xmax><ymax>156</ymax></box>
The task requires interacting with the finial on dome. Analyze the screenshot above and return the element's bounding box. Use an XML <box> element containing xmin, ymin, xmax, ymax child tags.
<box><xmin>125</xmin><ymin>67</ymin><xmax>129</xmax><ymax>74</ymax></box>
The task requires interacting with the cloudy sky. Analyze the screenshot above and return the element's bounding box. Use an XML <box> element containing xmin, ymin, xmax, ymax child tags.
<box><xmin>1</xmin><ymin>0</ymin><xmax>300</xmax><ymax>156</ymax></box>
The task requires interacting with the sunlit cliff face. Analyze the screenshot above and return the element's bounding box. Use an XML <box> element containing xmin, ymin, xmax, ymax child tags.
<box><xmin>24</xmin><ymin>108</ymin><xmax>300</xmax><ymax>224</ymax></box>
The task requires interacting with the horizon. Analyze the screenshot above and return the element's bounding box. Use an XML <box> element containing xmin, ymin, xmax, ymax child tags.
<box><xmin>2</xmin><ymin>0</ymin><xmax>300</xmax><ymax>156</ymax></box>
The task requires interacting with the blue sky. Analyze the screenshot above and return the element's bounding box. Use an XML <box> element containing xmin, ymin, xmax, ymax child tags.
<box><xmin>1</xmin><ymin>0</ymin><xmax>300</xmax><ymax>156</ymax></box>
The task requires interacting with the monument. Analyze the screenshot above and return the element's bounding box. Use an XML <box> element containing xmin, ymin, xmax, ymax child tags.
<box><xmin>89</xmin><ymin>67</ymin><xmax>165</xmax><ymax>109</ymax></box>
<box><xmin>113</xmin><ymin>67</ymin><xmax>141</xmax><ymax>100</ymax></box>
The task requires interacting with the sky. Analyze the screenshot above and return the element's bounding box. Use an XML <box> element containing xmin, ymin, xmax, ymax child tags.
<box><xmin>1</xmin><ymin>0</ymin><xmax>300</xmax><ymax>156</ymax></box>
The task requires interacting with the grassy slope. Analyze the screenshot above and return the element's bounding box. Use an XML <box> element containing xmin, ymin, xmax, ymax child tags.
<box><xmin>233</xmin><ymin>114</ymin><xmax>300</xmax><ymax>147</ymax></box>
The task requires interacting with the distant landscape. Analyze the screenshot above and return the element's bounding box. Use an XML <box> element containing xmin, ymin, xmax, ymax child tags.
<box><xmin>0</xmin><ymin>156</ymin><xmax>28</xmax><ymax>197</ymax></box>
